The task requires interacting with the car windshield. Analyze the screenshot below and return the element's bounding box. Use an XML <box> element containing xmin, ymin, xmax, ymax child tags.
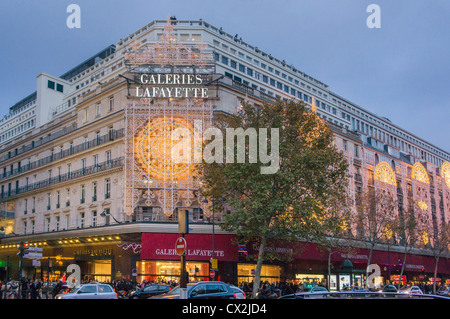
<box><xmin>166</xmin><ymin>284</ymin><xmax>196</xmax><ymax>295</ymax></box>
<box><xmin>68</xmin><ymin>287</ymin><xmax>80</xmax><ymax>294</ymax></box>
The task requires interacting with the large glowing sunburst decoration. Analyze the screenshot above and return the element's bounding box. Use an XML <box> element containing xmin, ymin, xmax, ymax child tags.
<box><xmin>134</xmin><ymin>116</ymin><xmax>197</xmax><ymax>181</ymax></box>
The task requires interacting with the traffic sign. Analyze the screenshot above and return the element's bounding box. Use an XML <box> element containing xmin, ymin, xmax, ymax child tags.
<box><xmin>32</xmin><ymin>260</ymin><xmax>41</xmax><ymax>267</ymax></box>
<box><xmin>210</xmin><ymin>270</ymin><xmax>215</xmax><ymax>279</ymax></box>
<box><xmin>26</xmin><ymin>246</ymin><xmax>43</xmax><ymax>253</ymax></box>
<box><xmin>210</xmin><ymin>258</ymin><xmax>218</xmax><ymax>271</ymax></box>
<box><xmin>175</xmin><ymin>237</ymin><xmax>187</xmax><ymax>256</ymax></box>
<box><xmin>24</xmin><ymin>252</ymin><xmax>43</xmax><ymax>259</ymax></box>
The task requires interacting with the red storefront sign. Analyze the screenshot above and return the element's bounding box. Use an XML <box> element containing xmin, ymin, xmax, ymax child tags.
<box><xmin>391</xmin><ymin>275</ymin><xmax>407</xmax><ymax>285</ymax></box>
<box><xmin>141</xmin><ymin>233</ymin><xmax>238</xmax><ymax>262</ymax></box>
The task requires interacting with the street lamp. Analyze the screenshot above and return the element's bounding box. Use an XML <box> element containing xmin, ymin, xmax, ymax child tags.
<box><xmin>202</xmin><ymin>197</ymin><xmax>225</xmax><ymax>280</ymax></box>
<box><xmin>100</xmin><ymin>210</ymin><xmax>122</xmax><ymax>224</ymax></box>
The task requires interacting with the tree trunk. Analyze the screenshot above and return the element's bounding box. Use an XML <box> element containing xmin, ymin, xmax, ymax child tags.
<box><xmin>365</xmin><ymin>243</ymin><xmax>374</xmax><ymax>289</ymax></box>
<box><xmin>433</xmin><ymin>255</ymin><xmax>440</xmax><ymax>295</ymax></box>
<box><xmin>398</xmin><ymin>248</ymin><xmax>408</xmax><ymax>288</ymax></box>
<box><xmin>327</xmin><ymin>248</ymin><xmax>332</xmax><ymax>291</ymax></box>
<box><xmin>251</xmin><ymin>236</ymin><xmax>266</xmax><ymax>299</ymax></box>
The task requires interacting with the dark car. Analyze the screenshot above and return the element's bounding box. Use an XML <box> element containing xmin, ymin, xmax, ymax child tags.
<box><xmin>129</xmin><ymin>284</ymin><xmax>171</xmax><ymax>299</ymax></box>
<box><xmin>279</xmin><ymin>286</ymin><xmax>329</xmax><ymax>299</ymax></box>
<box><xmin>381</xmin><ymin>285</ymin><xmax>398</xmax><ymax>293</ymax></box>
<box><xmin>342</xmin><ymin>286</ymin><xmax>369</xmax><ymax>292</ymax></box>
<box><xmin>151</xmin><ymin>281</ymin><xmax>236</xmax><ymax>299</ymax></box>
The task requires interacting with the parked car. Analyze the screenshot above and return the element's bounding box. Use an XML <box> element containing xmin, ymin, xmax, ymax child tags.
<box><xmin>301</xmin><ymin>286</ymin><xmax>329</xmax><ymax>293</ymax></box>
<box><xmin>129</xmin><ymin>284</ymin><xmax>171</xmax><ymax>299</ymax></box>
<box><xmin>279</xmin><ymin>286</ymin><xmax>329</xmax><ymax>299</ymax></box>
<box><xmin>381</xmin><ymin>285</ymin><xmax>398</xmax><ymax>293</ymax></box>
<box><xmin>341</xmin><ymin>286</ymin><xmax>369</xmax><ymax>292</ymax></box>
<box><xmin>399</xmin><ymin>286</ymin><xmax>423</xmax><ymax>295</ymax></box>
<box><xmin>229</xmin><ymin>285</ymin><xmax>246</xmax><ymax>299</ymax></box>
<box><xmin>55</xmin><ymin>283</ymin><xmax>118</xmax><ymax>299</ymax></box>
<box><xmin>437</xmin><ymin>286</ymin><xmax>450</xmax><ymax>297</ymax></box>
<box><xmin>150</xmin><ymin>281</ymin><xmax>235</xmax><ymax>299</ymax></box>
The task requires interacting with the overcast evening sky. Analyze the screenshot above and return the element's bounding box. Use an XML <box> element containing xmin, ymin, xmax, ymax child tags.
<box><xmin>0</xmin><ymin>0</ymin><xmax>449</xmax><ymax>152</ymax></box>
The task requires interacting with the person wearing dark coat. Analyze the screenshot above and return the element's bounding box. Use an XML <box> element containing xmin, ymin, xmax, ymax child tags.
<box><xmin>52</xmin><ymin>280</ymin><xmax>63</xmax><ymax>298</ymax></box>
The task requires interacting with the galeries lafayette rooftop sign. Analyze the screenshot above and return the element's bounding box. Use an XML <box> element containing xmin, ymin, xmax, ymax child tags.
<box><xmin>134</xmin><ymin>73</ymin><xmax>209</xmax><ymax>99</ymax></box>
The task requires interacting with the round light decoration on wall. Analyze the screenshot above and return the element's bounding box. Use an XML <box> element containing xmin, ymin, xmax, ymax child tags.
<box><xmin>441</xmin><ymin>161</ymin><xmax>450</xmax><ymax>189</ymax></box>
<box><xmin>374</xmin><ymin>161</ymin><xmax>397</xmax><ymax>186</ymax></box>
<box><xmin>417</xmin><ymin>200</ymin><xmax>428</xmax><ymax>211</ymax></box>
<box><xmin>134</xmin><ymin>116</ymin><xmax>197</xmax><ymax>181</ymax></box>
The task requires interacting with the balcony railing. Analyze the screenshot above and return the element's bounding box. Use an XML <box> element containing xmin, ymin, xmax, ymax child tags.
<box><xmin>0</xmin><ymin>157</ymin><xmax>124</xmax><ymax>199</ymax></box>
<box><xmin>0</xmin><ymin>129</ymin><xmax>124</xmax><ymax>181</ymax></box>
<box><xmin>1</xmin><ymin>123</ymin><xmax>77</xmax><ymax>163</ymax></box>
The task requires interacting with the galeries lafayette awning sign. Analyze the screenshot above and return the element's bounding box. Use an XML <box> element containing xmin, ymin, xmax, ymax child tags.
<box><xmin>141</xmin><ymin>233</ymin><xmax>238</xmax><ymax>261</ymax></box>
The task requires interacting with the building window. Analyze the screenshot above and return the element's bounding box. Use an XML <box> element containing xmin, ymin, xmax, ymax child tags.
<box><xmin>56</xmin><ymin>83</ymin><xmax>64</xmax><ymax>93</ymax></box>
<box><xmin>64</xmin><ymin>215</ymin><xmax>69</xmax><ymax>230</ymax></box>
<box><xmin>55</xmin><ymin>216</ymin><xmax>60</xmax><ymax>231</ymax></box>
<box><xmin>81</xmin><ymin>185</ymin><xmax>85</xmax><ymax>204</ymax></box>
<box><xmin>92</xmin><ymin>211</ymin><xmax>97</xmax><ymax>227</ymax></box>
<box><xmin>56</xmin><ymin>191</ymin><xmax>60</xmax><ymax>208</ymax></box>
<box><xmin>92</xmin><ymin>182</ymin><xmax>97</xmax><ymax>201</ymax></box>
<box><xmin>66</xmin><ymin>188</ymin><xmax>70</xmax><ymax>207</ymax></box>
<box><xmin>105</xmin><ymin>179</ymin><xmax>111</xmax><ymax>199</ymax></box>
<box><xmin>109</xmin><ymin>97</ymin><xmax>114</xmax><ymax>112</ymax></box>
<box><xmin>45</xmin><ymin>217</ymin><xmax>50</xmax><ymax>232</ymax></box>
<box><xmin>48</xmin><ymin>80</ymin><xmax>55</xmax><ymax>90</ymax></box>
<box><xmin>47</xmin><ymin>193</ymin><xmax>51</xmax><ymax>210</ymax></box>
<box><xmin>106</xmin><ymin>150</ymin><xmax>112</xmax><ymax>163</ymax></box>
<box><xmin>79</xmin><ymin>213</ymin><xmax>85</xmax><ymax>229</ymax></box>
<box><xmin>96</xmin><ymin>103</ymin><xmax>101</xmax><ymax>117</ymax></box>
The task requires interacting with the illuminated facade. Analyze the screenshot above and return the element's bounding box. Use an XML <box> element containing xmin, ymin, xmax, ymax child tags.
<box><xmin>0</xmin><ymin>18</ymin><xmax>449</xmax><ymax>285</ymax></box>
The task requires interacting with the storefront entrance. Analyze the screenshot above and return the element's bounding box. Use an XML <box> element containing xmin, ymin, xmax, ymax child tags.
<box><xmin>80</xmin><ymin>260</ymin><xmax>112</xmax><ymax>282</ymax></box>
<box><xmin>237</xmin><ymin>263</ymin><xmax>281</xmax><ymax>284</ymax></box>
<box><xmin>136</xmin><ymin>260</ymin><xmax>209</xmax><ymax>283</ymax></box>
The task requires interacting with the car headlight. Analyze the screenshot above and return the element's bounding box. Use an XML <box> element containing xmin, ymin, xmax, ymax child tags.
<box><xmin>56</xmin><ymin>295</ymin><xmax>63</xmax><ymax>299</ymax></box>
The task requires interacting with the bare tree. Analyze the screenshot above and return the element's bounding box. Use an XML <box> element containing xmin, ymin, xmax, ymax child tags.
<box><xmin>392</xmin><ymin>206</ymin><xmax>419</xmax><ymax>288</ymax></box>
<box><xmin>354</xmin><ymin>187</ymin><xmax>397</xmax><ymax>288</ymax></box>
<box><xmin>416</xmin><ymin>209</ymin><xmax>450</xmax><ymax>294</ymax></box>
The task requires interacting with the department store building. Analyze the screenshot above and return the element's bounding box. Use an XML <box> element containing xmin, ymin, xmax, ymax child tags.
<box><xmin>0</xmin><ymin>18</ymin><xmax>449</xmax><ymax>289</ymax></box>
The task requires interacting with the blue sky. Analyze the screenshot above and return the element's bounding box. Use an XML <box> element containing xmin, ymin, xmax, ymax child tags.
<box><xmin>0</xmin><ymin>0</ymin><xmax>449</xmax><ymax>152</ymax></box>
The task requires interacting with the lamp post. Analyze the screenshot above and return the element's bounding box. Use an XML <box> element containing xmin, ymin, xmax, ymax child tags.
<box><xmin>202</xmin><ymin>197</ymin><xmax>225</xmax><ymax>280</ymax></box>
<box><xmin>100</xmin><ymin>210</ymin><xmax>122</xmax><ymax>224</ymax></box>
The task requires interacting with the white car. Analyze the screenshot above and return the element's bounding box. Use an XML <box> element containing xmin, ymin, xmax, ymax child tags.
<box><xmin>56</xmin><ymin>283</ymin><xmax>118</xmax><ymax>299</ymax></box>
<box><xmin>399</xmin><ymin>286</ymin><xmax>423</xmax><ymax>295</ymax></box>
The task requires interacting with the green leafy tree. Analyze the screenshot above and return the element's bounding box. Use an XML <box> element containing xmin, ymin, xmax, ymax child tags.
<box><xmin>200</xmin><ymin>100</ymin><xmax>350</xmax><ymax>298</ymax></box>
